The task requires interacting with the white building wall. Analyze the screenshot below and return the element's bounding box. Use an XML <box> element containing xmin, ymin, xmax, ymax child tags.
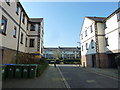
<box><xmin>105</xmin><ymin>13</ymin><xmax>119</xmax><ymax>52</ymax></box>
<box><xmin>81</xmin><ymin>17</ymin><xmax>96</xmax><ymax>56</ymax></box>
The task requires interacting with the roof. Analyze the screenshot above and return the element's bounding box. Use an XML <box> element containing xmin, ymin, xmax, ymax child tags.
<box><xmin>86</xmin><ymin>16</ymin><xmax>106</xmax><ymax>22</ymax></box>
<box><xmin>29</xmin><ymin>18</ymin><xmax>43</xmax><ymax>23</ymax></box>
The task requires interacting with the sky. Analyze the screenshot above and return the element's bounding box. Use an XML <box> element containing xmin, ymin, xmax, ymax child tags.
<box><xmin>21</xmin><ymin>2</ymin><xmax>118</xmax><ymax>47</ymax></box>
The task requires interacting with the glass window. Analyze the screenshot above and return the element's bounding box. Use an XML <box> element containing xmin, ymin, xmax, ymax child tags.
<box><xmin>104</xmin><ymin>21</ymin><xmax>107</xmax><ymax>29</ymax></box>
<box><xmin>91</xmin><ymin>40</ymin><xmax>94</xmax><ymax>49</ymax></box>
<box><xmin>25</xmin><ymin>38</ymin><xmax>27</xmax><ymax>47</ymax></box>
<box><xmin>13</xmin><ymin>26</ymin><xmax>17</xmax><ymax>38</ymax></box>
<box><xmin>29</xmin><ymin>39</ymin><xmax>35</xmax><ymax>47</ymax></box>
<box><xmin>81</xmin><ymin>34</ymin><xmax>83</xmax><ymax>39</ymax></box>
<box><xmin>82</xmin><ymin>45</ymin><xmax>83</xmax><ymax>51</ymax></box>
<box><xmin>20</xmin><ymin>32</ymin><xmax>23</xmax><ymax>44</ymax></box>
<box><xmin>86</xmin><ymin>43</ymin><xmax>88</xmax><ymax>50</ymax></box>
<box><xmin>1</xmin><ymin>16</ymin><xmax>7</xmax><ymax>35</ymax></box>
<box><xmin>85</xmin><ymin>30</ymin><xmax>87</xmax><ymax>37</ymax></box>
<box><xmin>117</xmin><ymin>12</ymin><xmax>120</xmax><ymax>21</ymax></box>
<box><xmin>105</xmin><ymin>37</ymin><xmax>109</xmax><ymax>46</ymax></box>
<box><xmin>16</xmin><ymin>4</ymin><xmax>19</xmax><ymax>15</ymax></box>
<box><xmin>22</xmin><ymin>13</ymin><xmax>25</xmax><ymax>24</ymax></box>
<box><xmin>90</xmin><ymin>25</ymin><xmax>93</xmax><ymax>33</ymax></box>
<box><xmin>30</xmin><ymin>24</ymin><xmax>35</xmax><ymax>31</ymax></box>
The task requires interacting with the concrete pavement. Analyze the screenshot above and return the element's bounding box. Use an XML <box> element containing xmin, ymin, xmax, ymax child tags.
<box><xmin>2</xmin><ymin>65</ymin><xmax>66</xmax><ymax>88</ymax></box>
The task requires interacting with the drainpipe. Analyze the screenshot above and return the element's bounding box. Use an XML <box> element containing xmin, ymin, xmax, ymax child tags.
<box><xmin>16</xmin><ymin>10</ymin><xmax>22</xmax><ymax>64</ymax></box>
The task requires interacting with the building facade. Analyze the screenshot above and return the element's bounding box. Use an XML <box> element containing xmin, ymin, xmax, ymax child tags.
<box><xmin>0</xmin><ymin>0</ymin><xmax>44</xmax><ymax>64</ymax></box>
<box><xmin>43</xmin><ymin>47</ymin><xmax>80</xmax><ymax>60</ymax></box>
<box><xmin>80</xmin><ymin>8</ymin><xmax>120</xmax><ymax>68</ymax></box>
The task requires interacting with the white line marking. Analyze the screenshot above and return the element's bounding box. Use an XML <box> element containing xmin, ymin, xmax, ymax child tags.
<box><xmin>57</xmin><ymin>66</ymin><xmax>71</xmax><ymax>89</ymax></box>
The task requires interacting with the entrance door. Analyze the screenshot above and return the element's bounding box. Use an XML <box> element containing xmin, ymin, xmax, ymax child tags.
<box><xmin>92</xmin><ymin>55</ymin><xmax>96</xmax><ymax>67</ymax></box>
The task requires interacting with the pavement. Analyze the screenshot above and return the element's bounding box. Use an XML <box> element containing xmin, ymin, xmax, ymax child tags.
<box><xmin>80</xmin><ymin>66</ymin><xmax>118</xmax><ymax>80</ymax></box>
<box><xmin>2</xmin><ymin>65</ymin><xmax>66</xmax><ymax>88</ymax></box>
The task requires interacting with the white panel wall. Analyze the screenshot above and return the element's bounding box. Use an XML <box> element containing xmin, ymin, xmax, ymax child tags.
<box><xmin>81</xmin><ymin>17</ymin><xmax>96</xmax><ymax>56</ymax></box>
<box><xmin>105</xmin><ymin>13</ymin><xmax>119</xmax><ymax>52</ymax></box>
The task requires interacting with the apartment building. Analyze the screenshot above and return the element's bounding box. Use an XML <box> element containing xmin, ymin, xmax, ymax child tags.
<box><xmin>43</xmin><ymin>47</ymin><xmax>80</xmax><ymax>60</ymax></box>
<box><xmin>80</xmin><ymin>8</ymin><xmax>120</xmax><ymax>68</ymax></box>
<box><xmin>0</xmin><ymin>0</ymin><xmax>44</xmax><ymax>64</ymax></box>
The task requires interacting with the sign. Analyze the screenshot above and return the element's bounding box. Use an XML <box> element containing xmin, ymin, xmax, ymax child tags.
<box><xmin>34</xmin><ymin>51</ymin><xmax>42</xmax><ymax>58</ymax></box>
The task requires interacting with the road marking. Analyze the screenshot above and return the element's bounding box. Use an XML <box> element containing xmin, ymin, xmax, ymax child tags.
<box><xmin>57</xmin><ymin>66</ymin><xmax>71</xmax><ymax>89</ymax></box>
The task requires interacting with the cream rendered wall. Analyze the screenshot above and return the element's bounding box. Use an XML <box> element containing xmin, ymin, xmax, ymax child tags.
<box><xmin>27</xmin><ymin>24</ymin><xmax>40</xmax><ymax>53</ymax></box>
<box><xmin>28</xmin><ymin>24</ymin><xmax>39</xmax><ymax>35</ymax></box>
<box><xmin>2</xmin><ymin>2</ymin><xmax>20</xmax><ymax>24</ymax></box>
<box><xmin>1</xmin><ymin>7</ymin><xmax>19</xmax><ymax>50</ymax></box>
<box><xmin>105</xmin><ymin>13</ymin><xmax>119</xmax><ymax>52</ymax></box>
<box><xmin>27</xmin><ymin>37</ymin><xmax>38</xmax><ymax>53</ymax></box>
<box><xmin>81</xmin><ymin>17</ymin><xmax>96</xmax><ymax>56</ymax></box>
<box><xmin>0</xmin><ymin>1</ymin><xmax>2</xmax><ymax>47</ymax></box>
<box><xmin>97</xmin><ymin>23</ymin><xmax>106</xmax><ymax>53</ymax></box>
<box><xmin>40</xmin><ymin>21</ymin><xmax>44</xmax><ymax>55</ymax></box>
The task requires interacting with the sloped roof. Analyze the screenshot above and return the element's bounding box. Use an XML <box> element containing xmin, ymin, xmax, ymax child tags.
<box><xmin>86</xmin><ymin>17</ymin><xmax>106</xmax><ymax>22</ymax></box>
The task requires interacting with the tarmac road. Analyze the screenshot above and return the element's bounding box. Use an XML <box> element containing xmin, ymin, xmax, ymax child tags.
<box><xmin>57</xmin><ymin>64</ymin><xmax>118</xmax><ymax>88</ymax></box>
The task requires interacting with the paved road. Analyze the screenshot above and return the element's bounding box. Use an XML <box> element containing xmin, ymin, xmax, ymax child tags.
<box><xmin>57</xmin><ymin>65</ymin><xmax>118</xmax><ymax>88</ymax></box>
<box><xmin>2</xmin><ymin>64</ymin><xmax>119</xmax><ymax>89</ymax></box>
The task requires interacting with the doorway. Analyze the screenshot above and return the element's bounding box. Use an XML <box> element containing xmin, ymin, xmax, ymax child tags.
<box><xmin>92</xmin><ymin>55</ymin><xmax>96</xmax><ymax>67</ymax></box>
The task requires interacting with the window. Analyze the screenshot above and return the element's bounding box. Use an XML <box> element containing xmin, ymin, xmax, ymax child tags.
<box><xmin>22</xmin><ymin>13</ymin><xmax>25</xmax><ymax>24</ymax></box>
<box><xmin>29</xmin><ymin>39</ymin><xmax>35</xmax><ymax>47</ymax></box>
<box><xmin>82</xmin><ymin>45</ymin><xmax>83</xmax><ymax>51</ymax></box>
<box><xmin>5</xmin><ymin>0</ymin><xmax>10</xmax><ymax>5</ymax></box>
<box><xmin>105</xmin><ymin>37</ymin><xmax>109</xmax><ymax>46</ymax></box>
<box><xmin>104</xmin><ymin>21</ymin><xmax>107</xmax><ymax>29</ymax></box>
<box><xmin>85</xmin><ymin>30</ymin><xmax>87</xmax><ymax>37</ymax></box>
<box><xmin>20</xmin><ymin>32</ymin><xmax>23</xmax><ymax>44</ymax></box>
<box><xmin>86</xmin><ymin>43</ymin><xmax>88</xmax><ymax>50</ymax></box>
<box><xmin>117</xmin><ymin>12</ymin><xmax>120</xmax><ymax>21</ymax></box>
<box><xmin>16</xmin><ymin>4</ymin><xmax>19</xmax><ymax>15</ymax></box>
<box><xmin>91</xmin><ymin>40</ymin><xmax>94</xmax><ymax>49</ymax></box>
<box><xmin>81</xmin><ymin>34</ymin><xmax>83</xmax><ymax>39</ymax></box>
<box><xmin>1</xmin><ymin>16</ymin><xmax>7</xmax><ymax>35</ymax></box>
<box><xmin>90</xmin><ymin>25</ymin><xmax>93</xmax><ymax>33</ymax></box>
<box><xmin>30</xmin><ymin>24</ymin><xmax>35</xmax><ymax>31</ymax></box>
<box><xmin>13</xmin><ymin>26</ymin><xmax>17</xmax><ymax>38</ymax></box>
<box><xmin>25</xmin><ymin>38</ymin><xmax>27</xmax><ymax>47</ymax></box>
<box><xmin>27</xmin><ymin>21</ymin><xmax>28</xmax><ymax>30</ymax></box>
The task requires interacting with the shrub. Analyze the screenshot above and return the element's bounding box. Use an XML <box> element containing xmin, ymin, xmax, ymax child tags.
<box><xmin>16</xmin><ymin>53</ymin><xmax>40</xmax><ymax>64</ymax></box>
